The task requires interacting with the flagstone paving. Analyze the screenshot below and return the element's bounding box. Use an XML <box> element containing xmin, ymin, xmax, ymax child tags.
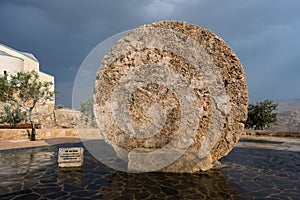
<box><xmin>0</xmin><ymin>136</ymin><xmax>299</xmax><ymax>199</ymax></box>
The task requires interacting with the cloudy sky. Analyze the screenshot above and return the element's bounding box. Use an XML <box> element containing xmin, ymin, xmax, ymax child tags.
<box><xmin>0</xmin><ymin>0</ymin><xmax>299</xmax><ymax>107</ymax></box>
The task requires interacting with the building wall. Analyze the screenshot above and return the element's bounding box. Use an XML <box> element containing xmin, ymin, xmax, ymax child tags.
<box><xmin>38</xmin><ymin>71</ymin><xmax>55</xmax><ymax>105</ymax></box>
<box><xmin>0</xmin><ymin>43</ymin><xmax>55</xmax><ymax>105</ymax></box>
<box><xmin>0</xmin><ymin>54</ymin><xmax>24</xmax><ymax>75</ymax></box>
<box><xmin>0</xmin><ymin>45</ymin><xmax>39</xmax><ymax>72</ymax></box>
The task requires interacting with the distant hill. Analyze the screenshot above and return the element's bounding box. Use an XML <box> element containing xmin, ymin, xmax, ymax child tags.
<box><xmin>268</xmin><ymin>99</ymin><xmax>300</xmax><ymax>132</ymax></box>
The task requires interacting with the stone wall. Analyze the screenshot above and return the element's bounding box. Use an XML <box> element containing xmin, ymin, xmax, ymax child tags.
<box><xmin>32</xmin><ymin>107</ymin><xmax>81</xmax><ymax>128</ymax></box>
<box><xmin>244</xmin><ymin>130</ymin><xmax>300</xmax><ymax>137</ymax></box>
<box><xmin>0</xmin><ymin>106</ymin><xmax>88</xmax><ymax>130</ymax></box>
<box><xmin>0</xmin><ymin>129</ymin><xmax>99</xmax><ymax>141</ymax></box>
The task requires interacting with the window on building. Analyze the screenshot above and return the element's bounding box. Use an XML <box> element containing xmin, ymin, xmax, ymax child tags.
<box><xmin>3</xmin><ymin>70</ymin><xmax>7</xmax><ymax>75</ymax></box>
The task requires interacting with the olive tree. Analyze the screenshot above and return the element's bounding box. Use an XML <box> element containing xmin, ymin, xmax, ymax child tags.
<box><xmin>0</xmin><ymin>104</ymin><xmax>27</xmax><ymax>128</ymax></box>
<box><xmin>0</xmin><ymin>71</ymin><xmax>55</xmax><ymax>140</ymax></box>
<box><xmin>246</xmin><ymin>99</ymin><xmax>278</xmax><ymax>130</ymax></box>
<box><xmin>80</xmin><ymin>98</ymin><xmax>97</xmax><ymax>128</ymax></box>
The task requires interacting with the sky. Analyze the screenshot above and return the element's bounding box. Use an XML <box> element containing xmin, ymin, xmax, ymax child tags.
<box><xmin>0</xmin><ymin>0</ymin><xmax>299</xmax><ymax>108</ymax></box>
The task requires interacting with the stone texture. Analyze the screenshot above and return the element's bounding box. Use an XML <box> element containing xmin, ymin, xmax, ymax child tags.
<box><xmin>245</xmin><ymin>130</ymin><xmax>300</xmax><ymax>137</ymax></box>
<box><xmin>94</xmin><ymin>21</ymin><xmax>248</xmax><ymax>172</ymax></box>
<box><xmin>33</xmin><ymin>107</ymin><xmax>81</xmax><ymax>129</ymax></box>
<box><xmin>0</xmin><ymin>129</ymin><xmax>99</xmax><ymax>141</ymax></box>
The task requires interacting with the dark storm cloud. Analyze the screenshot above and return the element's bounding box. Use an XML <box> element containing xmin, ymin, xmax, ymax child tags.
<box><xmin>0</xmin><ymin>0</ymin><xmax>299</xmax><ymax>107</ymax></box>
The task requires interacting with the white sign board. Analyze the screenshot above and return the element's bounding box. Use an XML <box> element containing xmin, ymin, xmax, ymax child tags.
<box><xmin>58</xmin><ymin>147</ymin><xmax>84</xmax><ymax>167</ymax></box>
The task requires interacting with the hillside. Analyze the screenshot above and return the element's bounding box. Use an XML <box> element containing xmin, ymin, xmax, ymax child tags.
<box><xmin>268</xmin><ymin>99</ymin><xmax>300</xmax><ymax>132</ymax></box>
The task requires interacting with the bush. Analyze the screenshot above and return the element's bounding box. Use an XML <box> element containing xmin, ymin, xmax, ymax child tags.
<box><xmin>246</xmin><ymin>99</ymin><xmax>278</xmax><ymax>130</ymax></box>
<box><xmin>0</xmin><ymin>104</ymin><xmax>27</xmax><ymax>128</ymax></box>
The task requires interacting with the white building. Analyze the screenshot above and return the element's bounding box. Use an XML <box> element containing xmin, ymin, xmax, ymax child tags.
<box><xmin>0</xmin><ymin>43</ymin><xmax>55</xmax><ymax>106</ymax></box>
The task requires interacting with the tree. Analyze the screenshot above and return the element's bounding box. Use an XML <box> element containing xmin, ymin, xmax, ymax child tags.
<box><xmin>80</xmin><ymin>98</ymin><xmax>97</xmax><ymax>128</ymax></box>
<box><xmin>55</xmin><ymin>104</ymin><xmax>65</xmax><ymax>109</ymax></box>
<box><xmin>0</xmin><ymin>104</ymin><xmax>27</xmax><ymax>128</ymax></box>
<box><xmin>0</xmin><ymin>71</ymin><xmax>55</xmax><ymax>140</ymax></box>
<box><xmin>246</xmin><ymin>99</ymin><xmax>278</xmax><ymax>130</ymax></box>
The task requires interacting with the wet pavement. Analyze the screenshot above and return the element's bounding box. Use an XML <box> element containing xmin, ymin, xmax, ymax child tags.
<box><xmin>0</xmin><ymin>136</ymin><xmax>299</xmax><ymax>199</ymax></box>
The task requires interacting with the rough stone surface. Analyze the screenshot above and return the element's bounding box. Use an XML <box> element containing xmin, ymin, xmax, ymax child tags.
<box><xmin>0</xmin><ymin>129</ymin><xmax>98</xmax><ymax>141</ymax></box>
<box><xmin>94</xmin><ymin>21</ymin><xmax>248</xmax><ymax>172</ymax></box>
<box><xmin>0</xmin><ymin>107</ymin><xmax>82</xmax><ymax>129</ymax></box>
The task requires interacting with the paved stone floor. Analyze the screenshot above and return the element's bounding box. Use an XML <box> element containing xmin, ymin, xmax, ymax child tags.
<box><xmin>0</xmin><ymin>136</ymin><xmax>299</xmax><ymax>199</ymax></box>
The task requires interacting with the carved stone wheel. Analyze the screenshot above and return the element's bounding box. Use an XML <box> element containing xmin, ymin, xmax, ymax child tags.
<box><xmin>94</xmin><ymin>21</ymin><xmax>248</xmax><ymax>173</ymax></box>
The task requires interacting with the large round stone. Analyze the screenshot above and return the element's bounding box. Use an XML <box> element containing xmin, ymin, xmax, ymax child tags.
<box><xmin>94</xmin><ymin>21</ymin><xmax>248</xmax><ymax>173</ymax></box>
